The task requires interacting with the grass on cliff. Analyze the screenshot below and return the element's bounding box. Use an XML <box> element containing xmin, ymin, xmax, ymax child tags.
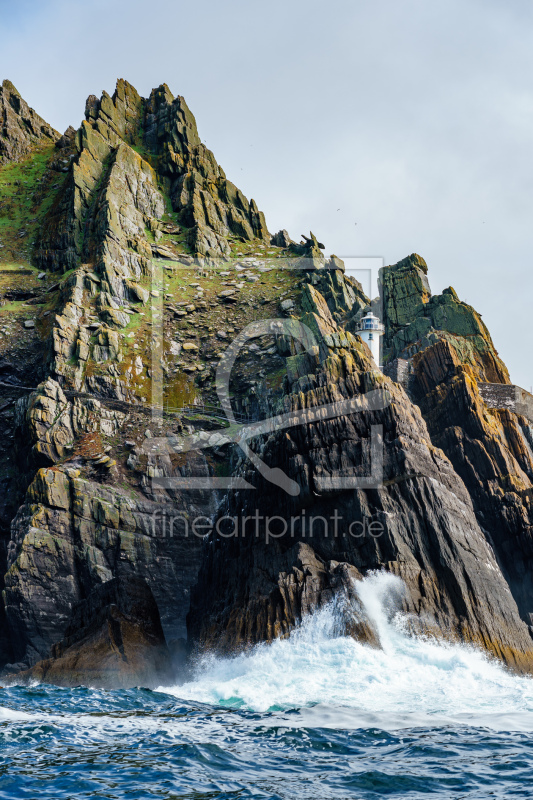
<box><xmin>79</xmin><ymin>238</ymin><xmax>300</xmax><ymax>415</ymax></box>
<box><xmin>0</xmin><ymin>143</ymin><xmax>62</xmax><ymax>264</ymax></box>
<box><xmin>0</xmin><ymin>259</ymin><xmax>51</xmax><ymax>355</ymax></box>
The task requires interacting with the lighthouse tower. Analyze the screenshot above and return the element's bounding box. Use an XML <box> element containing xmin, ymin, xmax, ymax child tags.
<box><xmin>355</xmin><ymin>310</ymin><xmax>384</xmax><ymax>368</ymax></box>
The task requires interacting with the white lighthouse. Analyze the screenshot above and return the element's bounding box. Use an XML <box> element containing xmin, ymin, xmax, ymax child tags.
<box><xmin>355</xmin><ymin>311</ymin><xmax>384</xmax><ymax>368</ymax></box>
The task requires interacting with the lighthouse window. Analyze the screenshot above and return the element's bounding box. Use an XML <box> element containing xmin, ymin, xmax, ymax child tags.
<box><xmin>369</xmin><ymin>333</ymin><xmax>373</xmax><ymax>340</ymax></box>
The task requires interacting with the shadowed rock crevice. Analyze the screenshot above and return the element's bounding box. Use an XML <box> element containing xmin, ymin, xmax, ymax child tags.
<box><xmin>11</xmin><ymin>577</ymin><xmax>173</xmax><ymax>689</ymax></box>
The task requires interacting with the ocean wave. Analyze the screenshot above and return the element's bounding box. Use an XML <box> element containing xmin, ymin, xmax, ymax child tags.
<box><xmin>160</xmin><ymin>571</ymin><xmax>533</xmax><ymax>731</ymax></box>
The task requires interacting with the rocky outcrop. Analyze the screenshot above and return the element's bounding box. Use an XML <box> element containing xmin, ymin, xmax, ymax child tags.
<box><xmin>412</xmin><ymin>339</ymin><xmax>533</xmax><ymax>628</ymax></box>
<box><xmin>288</xmin><ymin>231</ymin><xmax>326</xmax><ymax>270</ymax></box>
<box><xmin>3</xmin><ymin>78</ymin><xmax>533</xmax><ymax>686</ymax></box>
<box><xmin>12</xmin><ymin>577</ymin><xmax>172</xmax><ymax>689</ymax></box>
<box><xmin>4</xmin><ymin>465</ymin><xmax>206</xmax><ymax>667</ymax></box>
<box><xmin>0</xmin><ymin>80</ymin><xmax>59</xmax><ymax>165</ymax></box>
<box><xmin>144</xmin><ymin>84</ymin><xmax>269</xmax><ymax>257</ymax></box>
<box><xmin>378</xmin><ymin>253</ymin><xmax>431</xmax><ymax>348</ymax></box>
<box><xmin>376</xmin><ymin>257</ymin><xmax>533</xmax><ymax>647</ymax></box>
<box><xmin>271</xmin><ymin>229</ymin><xmax>292</xmax><ymax>248</ymax></box>
<box><xmin>36</xmin><ymin>99</ymin><xmax>163</xmax><ymax>278</ymax></box>
<box><xmin>379</xmin><ymin>254</ymin><xmax>509</xmax><ymax>381</ymax></box>
<box><xmin>478</xmin><ymin>383</ymin><xmax>533</xmax><ymax>423</ymax></box>
<box><xmin>14</xmin><ymin>377</ymin><xmax>123</xmax><ymax>468</ymax></box>
<box><xmin>188</xmin><ymin>280</ymin><xmax>533</xmax><ymax>673</ymax></box>
<box><xmin>311</xmin><ymin>260</ymin><xmax>368</xmax><ymax>322</ymax></box>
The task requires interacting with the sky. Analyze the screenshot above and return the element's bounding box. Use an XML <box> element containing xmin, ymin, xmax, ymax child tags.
<box><xmin>1</xmin><ymin>0</ymin><xmax>532</xmax><ymax>387</ymax></box>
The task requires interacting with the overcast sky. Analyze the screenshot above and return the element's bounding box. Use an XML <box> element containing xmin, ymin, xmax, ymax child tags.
<box><xmin>1</xmin><ymin>0</ymin><xmax>532</xmax><ymax>386</ymax></box>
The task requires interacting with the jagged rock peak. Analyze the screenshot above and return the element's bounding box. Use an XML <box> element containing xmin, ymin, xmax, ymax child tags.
<box><xmin>379</xmin><ymin>252</ymin><xmax>432</xmax><ymax>347</ymax></box>
<box><xmin>77</xmin><ymin>78</ymin><xmax>270</xmax><ymax>258</ymax></box>
<box><xmin>380</xmin><ymin>252</ymin><xmax>510</xmax><ymax>382</ymax></box>
<box><xmin>55</xmin><ymin>125</ymin><xmax>77</xmax><ymax>149</ymax></box>
<box><xmin>83</xmin><ymin>78</ymin><xmax>144</xmax><ymax>146</ymax></box>
<box><xmin>389</xmin><ymin>252</ymin><xmax>429</xmax><ymax>274</ymax></box>
<box><xmin>34</xmin><ymin>76</ymin><xmax>272</xmax><ymax>279</ymax></box>
<box><xmin>271</xmin><ymin>229</ymin><xmax>292</xmax><ymax>248</ymax></box>
<box><xmin>147</xmin><ymin>82</ymin><xmax>176</xmax><ymax>110</ymax></box>
<box><xmin>0</xmin><ymin>79</ymin><xmax>59</xmax><ymax>164</ymax></box>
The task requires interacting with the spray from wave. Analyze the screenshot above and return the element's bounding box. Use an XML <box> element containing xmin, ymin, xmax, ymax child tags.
<box><xmin>161</xmin><ymin>572</ymin><xmax>533</xmax><ymax>730</ymax></box>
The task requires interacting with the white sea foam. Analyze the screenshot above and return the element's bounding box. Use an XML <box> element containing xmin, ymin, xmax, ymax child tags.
<box><xmin>160</xmin><ymin>571</ymin><xmax>533</xmax><ymax>731</ymax></box>
<box><xmin>0</xmin><ymin>706</ymin><xmax>34</xmax><ymax>721</ymax></box>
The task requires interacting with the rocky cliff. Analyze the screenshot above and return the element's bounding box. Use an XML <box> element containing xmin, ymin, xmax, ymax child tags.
<box><xmin>1</xmin><ymin>78</ymin><xmax>533</xmax><ymax>685</ymax></box>
<box><xmin>187</xmin><ymin>266</ymin><xmax>533</xmax><ymax>672</ymax></box>
<box><xmin>0</xmin><ymin>80</ymin><xmax>59</xmax><ymax>165</ymax></box>
<box><xmin>14</xmin><ymin>576</ymin><xmax>173</xmax><ymax>689</ymax></box>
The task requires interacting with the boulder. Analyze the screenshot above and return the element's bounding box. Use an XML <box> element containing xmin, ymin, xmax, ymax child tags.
<box><xmin>126</xmin><ymin>280</ymin><xmax>149</xmax><ymax>304</ymax></box>
<box><xmin>55</xmin><ymin>126</ymin><xmax>77</xmax><ymax>149</ymax></box>
<box><xmin>270</xmin><ymin>229</ymin><xmax>292</xmax><ymax>248</ymax></box>
<box><xmin>102</xmin><ymin>307</ymin><xmax>130</xmax><ymax>328</ymax></box>
<box><xmin>218</xmin><ymin>289</ymin><xmax>237</xmax><ymax>302</ymax></box>
<box><xmin>152</xmin><ymin>244</ymin><xmax>176</xmax><ymax>260</ymax></box>
<box><xmin>162</xmin><ymin>223</ymin><xmax>181</xmax><ymax>234</ymax></box>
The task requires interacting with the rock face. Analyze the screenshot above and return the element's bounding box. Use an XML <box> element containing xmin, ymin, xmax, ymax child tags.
<box><xmin>379</xmin><ymin>254</ymin><xmax>509</xmax><ymax>381</ymax></box>
<box><xmin>379</xmin><ymin>253</ymin><xmax>431</xmax><ymax>348</ymax></box>
<box><xmin>143</xmin><ymin>84</ymin><xmax>270</xmax><ymax>257</ymax></box>
<box><xmin>412</xmin><ymin>338</ymin><xmax>533</xmax><ymax>628</ymax></box>
<box><xmin>13</xmin><ymin>577</ymin><xmax>172</xmax><ymax>689</ymax></box>
<box><xmin>2</xmin><ymin>78</ymin><xmax>533</xmax><ymax>686</ymax></box>
<box><xmin>0</xmin><ymin>80</ymin><xmax>59</xmax><ymax>164</ymax></box>
<box><xmin>4</xmin><ymin>464</ymin><xmax>206</xmax><ymax>666</ymax></box>
<box><xmin>374</xmin><ymin>254</ymin><xmax>533</xmax><ymax>634</ymax></box>
<box><xmin>31</xmin><ymin>78</ymin><xmax>271</xmax><ymax>392</ymax></box>
<box><xmin>187</xmin><ymin>283</ymin><xmax>533</xmax><ymax>672</ymax></box>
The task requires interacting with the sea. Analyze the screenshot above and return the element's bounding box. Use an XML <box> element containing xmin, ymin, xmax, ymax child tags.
<box><xmin>2</xmin><ymin>572</ymin><xmax>533</xmax><ymax>799</ymax></box>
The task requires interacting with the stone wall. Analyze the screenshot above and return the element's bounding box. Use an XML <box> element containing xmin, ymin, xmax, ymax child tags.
<box><xmin>383</xmin><ymin>357</ymin><xmax>412</xmax><ymax>390</ymax></box>
<box><xmin>478</xmin><ymin>383</ymin><xmax>533</xmax><ymax>424</ymax></box>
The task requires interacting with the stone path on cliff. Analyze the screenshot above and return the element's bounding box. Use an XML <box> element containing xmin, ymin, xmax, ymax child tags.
<box><xmin>0</xmin><ymin>379</ymin><xmax>254</xmax><ymax>423</ymax></box>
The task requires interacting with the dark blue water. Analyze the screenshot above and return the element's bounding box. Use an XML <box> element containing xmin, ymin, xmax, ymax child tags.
<box><xmin>1</xmin><ymin>685</ymin><xmax>533</xmax><ymax>799</ymax></box>
<box><xmin>3</xmin><ymin>573</ymin><xmax>533</xmax><ymax>799</ymax></box>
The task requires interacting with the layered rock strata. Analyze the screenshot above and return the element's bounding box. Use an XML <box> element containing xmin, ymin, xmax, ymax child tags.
<box><xmin>13</xmin><ymin>577</ymin><xmax>172</xmax><ymax>689</ymax></box>
<box><xmin>187</xmin><ymin>278</ymin><xmax>533</xmax><ymax>672</ymax></box>
<box><xmin>0</xmin><ymin>80</ymin><xmax>59</xmax><ymax>165</ymax></box>
<box><xmin>1</xmin><ymin>79</ymin><xmax>533</xmax><ymax>687</ymax></box>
